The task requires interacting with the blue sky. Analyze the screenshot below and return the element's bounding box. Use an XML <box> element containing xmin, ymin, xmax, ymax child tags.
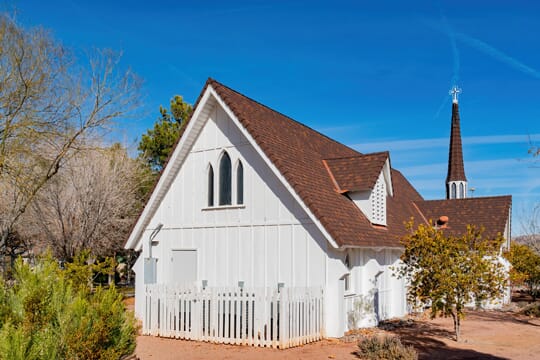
<box><xmin>12</xmin><ymin>0</ymin><xmax>540</xmax><ymax>235</ymax></box>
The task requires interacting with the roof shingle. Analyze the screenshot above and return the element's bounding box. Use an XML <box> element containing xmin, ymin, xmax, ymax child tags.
<box><xmin>209</xmin><ymin>79</ymin><xmax>425</xmax><ymax>247</ymax></box>
<box><xmin>414</xmin><ymin>196</ymin><xmax>511</xmax><ymax>239</ymax></box>
<box><xmin>324</xmin><ymin>152</ymin><xmax>389</xmax><ymax>193</ymax></box>
<box><xmin>446</xmin><ymin>103</ymin><xmax>467</xmax><ymax>183</ymax></box>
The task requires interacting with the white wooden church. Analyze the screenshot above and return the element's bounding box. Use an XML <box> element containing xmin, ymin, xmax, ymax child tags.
<box><xmin>125</xmin><ymin>79</ymin><xmax>511</xmax><ymax>347</ymax></box>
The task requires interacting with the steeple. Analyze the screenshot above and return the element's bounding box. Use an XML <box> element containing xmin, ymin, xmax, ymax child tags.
<box><xmin>446</xmin><ymin>86</ymin><xmax>467</xmax><ymax>199</ymax></box>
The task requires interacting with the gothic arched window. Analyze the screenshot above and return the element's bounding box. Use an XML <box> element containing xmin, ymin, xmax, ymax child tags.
<box><xmin>451</xmin><ymin>183</ymin><xmax>457</xmax><ymax>199</ymax></box>
<box><xmin>459</xmin><ymin>183</ymin><xmax>465</xmax><ymax>198</ymax></box>
<box><xmin>236</xmin><ymin>161</ymin><xmax>244</xmax><ymax>205</ymax></box>
<box><xmin>219</xmin><ymin>152</ymin><xmax>232</xmax><ymax>205</ymax></box>
<box><xmin>207</xmin><ymin>165</ymin><xmax>214</xmax><ymax>207</ymax></box>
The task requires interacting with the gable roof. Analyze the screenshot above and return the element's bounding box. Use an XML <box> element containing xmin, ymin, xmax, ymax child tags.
<box><xmin>414</xmin><ymin>195</ymin><xmax>512</xmax><ymax>239</ymax></box>
<box><xmin>126</xmin><ymin>78</ymin><xmax>512</xmax><ymax>251</ymax></box>
<box><xmin>208</xmin><ymin>79</ymin><xmax>425</xmax><ymax>248</ymax></box>
<box><xmin>324</xmin><ymin>152</ymin><xmax>389</xmax><ymax>193</ymax></box>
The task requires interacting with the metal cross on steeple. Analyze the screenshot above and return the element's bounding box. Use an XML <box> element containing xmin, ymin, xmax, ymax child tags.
<box><xmin>449</xmin><ymin>86</ymin><xmax>462</xmax><ymax>104</ymax></box>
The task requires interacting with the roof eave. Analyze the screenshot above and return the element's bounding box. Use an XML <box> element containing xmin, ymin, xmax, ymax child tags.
<box><xmin>125</xmin><ymin>86</ymin><xmax>216</xmax><ymax>250</ymax></box>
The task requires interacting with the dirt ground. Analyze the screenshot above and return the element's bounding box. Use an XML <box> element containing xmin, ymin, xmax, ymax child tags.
<box><xmin>134</xmin><ymin>309</ymin><xmax>540</xmax><ymax>359</ymax></box>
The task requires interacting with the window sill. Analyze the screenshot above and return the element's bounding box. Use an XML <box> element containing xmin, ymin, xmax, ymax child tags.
<box><xmin>344</xmin><ymin>291</ymin><xmax>356</xmax><ymax>297</ymax></box>
<box><xmin>202</xmin><ymin>204</ymin><xmax>246</xmax><ymax>211</ymax></box>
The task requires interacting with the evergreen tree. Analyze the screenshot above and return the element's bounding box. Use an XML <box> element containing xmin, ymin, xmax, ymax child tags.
<box><xmin>0</xmin><ymin>256</ymin><xmax>137</xmax><ymax>359</ymax></box>
<box><xmin>138</xmin><ymin>95</ymin><xmax>193</xmax><ymax>172</ymax></box>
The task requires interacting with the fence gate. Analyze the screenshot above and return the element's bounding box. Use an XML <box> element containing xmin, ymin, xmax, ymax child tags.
<box><xmin>143</xmin><ymin>285</ymin><xmax>324</xmax><ymax>349</ymax></box>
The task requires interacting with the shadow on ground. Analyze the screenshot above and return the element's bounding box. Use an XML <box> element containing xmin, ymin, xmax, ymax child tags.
<box><xmin>467</xmin><ymin>310</ymin><xmax>540</xmax><ymax>327</ymax></box>
<box><xmin>386</xmin><ymin>321</ymin><xmax>509</xmax><ymax>360</ymax></box>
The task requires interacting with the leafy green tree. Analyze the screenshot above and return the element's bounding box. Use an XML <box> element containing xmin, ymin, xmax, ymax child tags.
<box><xmin>394</xmin><ymin>222</ymin><xmax>506</xmax><ymax>342</ymax></box>
<box><xmin>138</xmin><ymin>95</ymin><xmax>193</xmax><ymax>172</ymax></box>
<box><xmin>504</xmin><ymin>242</ymin><xmax>540</xmax><ymax>300</ymax></box>
<box><xmin>0</xmin><ymin>255</ymin><xmax>137</xmax><ymax>359</ymax></box>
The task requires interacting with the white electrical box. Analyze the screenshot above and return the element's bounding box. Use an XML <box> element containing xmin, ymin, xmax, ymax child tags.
<box><xmin>144</xmin><ymin>258</ymin><xmax>157</xmax><ymax>284</ymax></box>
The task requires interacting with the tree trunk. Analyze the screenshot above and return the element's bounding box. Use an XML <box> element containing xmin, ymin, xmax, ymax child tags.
<box><xmin>456</xmin><ymin>315</ymin><xmax>461</xmax><ymax>342</ymax></box>
<box><xmin>0</xmin><ymin>228</ymin><xmax>13</xmax><ymax>275</ymax></box>
<box><xmin>451</xmin><ymin>312</ymin><xmax>461</xmax><ymax>342</ymax></box>
<box><xmin>528</xmin><ymin>283</ymin><xmax>537</xmax><ymax>301</ymax></box>
<box><xmin>0</xmin><ymin>229</ymin><xmax>7</xmax><ymax>275</ymax></box>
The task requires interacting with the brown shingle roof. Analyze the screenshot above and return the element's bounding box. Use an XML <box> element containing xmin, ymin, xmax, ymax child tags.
<box><xmin>128</xmin><ymin>78</ymin><xmax>512</xmax><ymax>250</ymax></box>
<box><xmin>209</xmin><ymin>78</ymin><xmax>425</xmax><ymax>247</ymax></box>
<box><xmin>414</xmin><ymin>195</ymin><xmax>511</xmax><ymax>239</ymax></box>
<box><xmin>324</xmin><ymin>152</ymin><xmax>389</xmax><ymax>193</ymax></box>
<box><xmin>446</xmin><ymin>102</ymin><xmax>467</xmax><ymax>183</ymax></box>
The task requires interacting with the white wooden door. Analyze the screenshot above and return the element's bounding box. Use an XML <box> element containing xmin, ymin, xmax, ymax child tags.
<box><xmin>169</xmin><ymin>249</ymin><xmax>198</xmax><ymax>285</ymax></box>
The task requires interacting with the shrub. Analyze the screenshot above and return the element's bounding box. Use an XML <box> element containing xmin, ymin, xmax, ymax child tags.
<box><xmin>504</xmin><ymin>242</ymin><xmax>540</xmax><ymax>301</ymax></box>
<box><xmin>520</xmin><ymin>302</ymin><xmax>540</xmax><ymax>317</ymax></box>
<box><xmin>0</xmin><ymin>256</ymin><xmax>137</xmax><ymax>360</ymax></box>
<box><xmin>357</xmin><ymin>335</ymin><xmax>418</xmax><ymax>360</ymax></box>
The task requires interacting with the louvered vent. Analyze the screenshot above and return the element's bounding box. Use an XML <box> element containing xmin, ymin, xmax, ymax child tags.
<box><xmin>371</xmin><ymin>174</ymin><xmax>386</xmax><ymax>225</ymax></box>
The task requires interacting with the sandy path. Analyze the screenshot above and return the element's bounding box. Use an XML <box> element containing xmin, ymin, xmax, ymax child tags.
<box><xmin>134</xmin><ymin>310</ymin><xmax>540</xmax><ymax>360</ymax></box>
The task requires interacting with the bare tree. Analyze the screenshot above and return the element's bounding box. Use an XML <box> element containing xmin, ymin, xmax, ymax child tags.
<box><xmin>529</xmin><ymin>142</ymin><xmax>539</xmax><ymax>158</ymax></box>
<box><xmin>517</xmin><ymin>203</ymin><xmax>540</xmax><ymax>254</ymax></box>
<box><xmin>0</xmin><ymin>14</ymin><xmax>140</xmax><ymax>265</ymax></box>
<box><xmin>22</xmin><ymin>145</ymin><xmax>147</xmax><ymax>261</ymax></box>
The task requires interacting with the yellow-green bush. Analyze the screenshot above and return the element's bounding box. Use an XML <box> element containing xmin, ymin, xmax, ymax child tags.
<box><xmin>357</xmin><ymin>335</ymin><xmax>418</xmax><ymax>360</ymax></box>
<box><xmin>0</xmin><ymin>256</ymin><xmax>137</xmax><ymax>360</ymax></box>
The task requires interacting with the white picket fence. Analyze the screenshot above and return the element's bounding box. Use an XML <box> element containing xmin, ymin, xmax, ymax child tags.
<box><xmin>143</xmin><ymin>284</ymin><xmax>324</xmax><ymax>349</ymax></box>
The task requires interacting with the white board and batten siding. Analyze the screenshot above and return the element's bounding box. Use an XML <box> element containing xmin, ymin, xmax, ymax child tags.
<box><xmin>326</xmin><ymin>247</ymin><xmax>408</xmax><ymax>334</ymax></box>
<box><xmin>132</xmin><ymin>94</ymin><xmax>410</xmax><ymax>340</ymax></box>
<box><xmin>136</xmin><ymin>105</ymin><xmax>329</xmax><ymax>321</ymax></box>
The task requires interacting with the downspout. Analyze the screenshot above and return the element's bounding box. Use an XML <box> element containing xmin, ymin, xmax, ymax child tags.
<box><xmin>148</xmin><ymin>223</ymin><xmax>163</xmax><ymax>259</ymax></box>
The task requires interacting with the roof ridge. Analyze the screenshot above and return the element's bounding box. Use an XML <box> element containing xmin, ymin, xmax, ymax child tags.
<box><xmin>419</xmin><ymin>195</ymin><xmax>512</xmax><ymax>203</ymax></box>
<box><xmin>208</xmin><ymin>78</ymin><xmax>362</xmax><ymax>156</ymax></box>
<box><xmin>392</xmin><ymin>168</ymin><xmax>424</xmax><ymax>200</ymax></box>
<box><xmin>321</xmin><ymin>159</ymin><xmax>343</xmax><ymax>193</ymax></box>
<box><xmin>324</xmin><ymin>151</ymin><xmax>389</xmax><ymax>161</ymax></box>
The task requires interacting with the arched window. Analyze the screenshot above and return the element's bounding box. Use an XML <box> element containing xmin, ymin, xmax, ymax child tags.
<box><xmin>236</xmin><ymin>161</ymin><xmax>244</xmax><ymax>205</ymax></box>
<box><xmin>219</xmin><ymin>152</ymin><xmax>232</xmax><ymax>205</ymax></box>
<box><xmin>459</xmin><ymin>183</ymin><xmax>465</xmax><ymax>198</ymax></box>
<box><xmin>451</xmin><ymin>183</ymin><xmax>457</xmax><ymax>199</ymax></box>
<box><xmin>207</xmin><ymin>165</ymin><xmax>214</xmax><ymax>207</ymax></box>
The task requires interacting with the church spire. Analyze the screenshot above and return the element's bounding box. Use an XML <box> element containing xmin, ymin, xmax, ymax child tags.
<box><xmin>446</xmin><ymin>86</ymin><xmax>467</xmax><ymax>199</ymax></box>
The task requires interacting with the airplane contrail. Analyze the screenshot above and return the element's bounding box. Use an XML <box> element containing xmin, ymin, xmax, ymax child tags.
<box><xmin>426</xmin><ymin>16</ymin><xmax>540</xmax><ymax>80</ymax></box>
<box><xmin>440</xmin><ymin>14</ymin><xmax>460</xmax><ymax>86</ymax></box>
<box><xmin>434</xmin><ymin>94</ymin><xmax>450</xmax><ymax>119</ymax></box>
<box><xmin>432</xmin><ymin>10</ymin><xmax>459</xmax><ymax>119</ymax></box>
<box><xmin>454</xmin><ymin>31</ymin><xmax>540</xmax><ymax>80</ymax></box>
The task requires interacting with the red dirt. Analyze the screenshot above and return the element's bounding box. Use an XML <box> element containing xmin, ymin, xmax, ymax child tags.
<box><xmin>134</xmin><ymin>310</ymin><xmax>540</xmax><ymax>359</ymax></box>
